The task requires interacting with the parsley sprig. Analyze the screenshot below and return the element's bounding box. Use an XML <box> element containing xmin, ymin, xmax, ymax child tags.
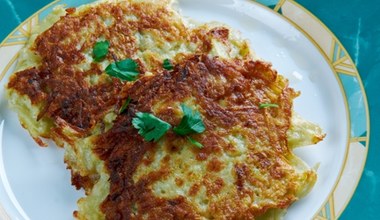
<box><xmin>93</xmin><ymin>40</ymin><xmax>110</xmax><ymax>62</ymax></box>
<box><xmin>132</xmin><ymin>112</ymin><xmax>171</xmax><ymax>142</ymax></box>
<box><xmin>173</xmin><ymin>104</ymin><xmax>205</xmax><ymax>148</ymax></box>
<box><xmin>92</xmin><ymin>40</ymin><xmax>140</xmax><ymax>81</ymax></box>
<box><xmin>105</xmin><ymin>58</ymin><xmax>139</xmax><ymax>81</ymax></box>
<box><xmin>187</xmin><ymin>136</ymin><xmax>203</xmax><ymax>149</ymax></box>
<box><xmin>173</xmin><ymin>104</ymin><xmax>205</xmax><ymax>135</ymax></box>
<box><xmin>119</xmin><ymin>97</ymin><xmax>131</xmax><ymax>114</ymax></box>
<box><xmin>131</xmin><ymin>104</ymin><xmax>205</xmax><ymax>147</ymax></box>
<box><xmin>163</xmin><ymin>59</ymin><xmax>174</xmax><ymax>70</ymax></box>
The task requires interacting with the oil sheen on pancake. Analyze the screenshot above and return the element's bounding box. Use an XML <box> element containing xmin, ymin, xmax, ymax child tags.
<box><xmin>6</xmin><ymin>0</ymin><xmax>325</xmax><ymax>219</ymax></box>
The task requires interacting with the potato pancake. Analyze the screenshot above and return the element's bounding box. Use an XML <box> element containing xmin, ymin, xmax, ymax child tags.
<box><xmin>6</xmin><ymin>0</ymin><xmax>325</xmax><ymax>219</ymax></box>
<box><xmin>93</xmin><ymin>55</ymin><xmax>320</xmax><ymax>219</ymax></box>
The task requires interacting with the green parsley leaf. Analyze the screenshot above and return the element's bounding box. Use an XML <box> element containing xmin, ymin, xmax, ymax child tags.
<box><xmin>173</xmin><ymin>104</ymin><xmax>205</xmax><ymax>136</ymax></box>
<box><xmin>119</xmin><ymin>97</ymin><xmax>131</xmax><ymax>114</ymax></box>
<box><xmin>187</xmin><ymin>136</ymin><xmax>203</xmax><ymax>149</ymax></box>
<box><xmin>132</xmin><ymin>112</ymin><xmax>171</xmax><ymax>142</ymax></box>
<box><xmin>93</xmin><ymin>40</ymin><xmax>110</xmax><ymax>62</ymax></box>
<box><xmin>105</xmin><ymin>58</ymin><xmax>139</xmax><ymax>81</ymax></box>
<box><xmin>163</xmin><ymin>58</ymin><xmax>173</xmax><ymax>70</ymax></box>
<box><xmin>259</xmin><ymin>103</ymin><xmax>279</xmax><ymax>109</ymax></box>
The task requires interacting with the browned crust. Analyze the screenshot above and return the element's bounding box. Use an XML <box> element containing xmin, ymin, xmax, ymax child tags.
<box><xmin>93</xmin><ymin>55</ymin><xmax>298</xmax><ymax>219</ymax></box>
<box><xmin>7</xmin><ymin>1</ymin><xmax>238</xmax><ymax>139</ymax></box>
<box><xmin>71</xmin><ymin>170</ymin><xmax>95</xmax><ymax>191</ymax></box>
<box><xmin>7</xmin><ymin>1</ymin><xmax>190</xmax><ymax>136</ymax></box>
<box><xmin>206</xmin><ymin>157</ymin><xmax>224</xmax><ymax>172</ymax></box>
<box><xmin>8</xmin><ymin>67</ymin><xmax>49</xmax><ymax>105</ymax></box>
<box><xmin>8</xmin><ymin>65</ymin><xmax>126</xmax><ymax>132</ymax></box>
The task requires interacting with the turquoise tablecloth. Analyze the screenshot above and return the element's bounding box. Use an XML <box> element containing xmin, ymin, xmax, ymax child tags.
<box><xmin>0</xmin><ymin>0</ymin><xmax>378</xmax><ymax>219</ymax></box>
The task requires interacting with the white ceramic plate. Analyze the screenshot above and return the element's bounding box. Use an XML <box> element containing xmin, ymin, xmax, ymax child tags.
<box><xmin>0</xmin><ymin>0</ymin><xmax>369</xmax><ymax>219</ymax></box>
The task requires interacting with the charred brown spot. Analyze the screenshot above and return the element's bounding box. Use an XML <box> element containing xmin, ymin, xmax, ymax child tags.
<box><xmin>210</xmin><ymin>27</ymin><xmax>229</xmax><ymax>42</ymax></box>
<box><xmin>7</xmin><ymin>67</ymin><xmax>49</xmax><ymax>104</ymax></box>
<box><xmin>175</xmin><ymin>178</ymin><xmax>184</xmax><ymax>187</ymax></box>
<box><xmin>204</xmin><ymin>176</ymin><xmax>225</xmax><ymax>196</ymax></box>
<box><xmin>188</xmin><ymin>183</ymin><xmax>201</xmax><ymax>197</ymax></box>
<box><xmin>270</xmin><ymin>164</ymin><xmax>285</xmax><ymax>179</ymax></box>
<box><xmin>235</xmin><ymin>164</ymin><xmax>247</xmax><ymax>192</ymax></box>
<box><xmin>141</xmin><ymin>150</ymin><xmax>156</xmax><ymax>166</ymax></box>
<box><xmin>207</xmin><ymin>157</ymin><xmax>224</xmax><ymax>172</ymax></box>
<box><xmin>71</xmin><ymin>171</ymin><xmax>96</xmax><ymax>191</ymax></box>
<box><xmin>65</xmin><ymin>7</ymin><xmax>76</xmax><ymax>14</ymax></box>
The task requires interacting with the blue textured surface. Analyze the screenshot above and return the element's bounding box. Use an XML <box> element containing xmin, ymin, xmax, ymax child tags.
<box><xmin>0</xmin><ymin>0</ymin><xmax>378</xmax><ymax>219</ymax></box>
<box><xmin>296</xmin><ymin>1</ymin><xmax>380</xmax><ymax>219</ymax></box>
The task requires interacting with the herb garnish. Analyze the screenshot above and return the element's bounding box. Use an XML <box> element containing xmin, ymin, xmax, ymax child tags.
<box><xmin>119</xmin><ymin>97</ymin><xmax>131</xmax><ymax>114</ymax></box>
<box><xmin>259</xmin><ymin>103</ymin><xmax>279</xmax><ymax>109</ymax></box>
<box><xmin>187</xmin><ymin>136</ymin><xmax>203</xmax><ymax>148</ymax></box>
<box><xmin>93</xmin><ymin>40</ymin><xmax>110</xmax><ymax>62</ymax></box>
<box><xmin>163</xmin><ymin>58</ymin><xmax>174</xmax><ymax>70</ymax></box>
<box><xmin>105</xmin><ymin>58</ymin><xmax>139</xmax><ymax>81</ymax></box>
<box><xmin>132</xmin><ymin>112</ymin><xmax>171</xmax><ymax>142</ymax></box>
<box><xmin>173</xmin><ymin>104</ymin><xmax>206</xmax><ymax>136</ymax></box>
<box><xmin>132</xmin><ymin>104</ymin><xmax>206</xmax><ymax>147</ymax></box>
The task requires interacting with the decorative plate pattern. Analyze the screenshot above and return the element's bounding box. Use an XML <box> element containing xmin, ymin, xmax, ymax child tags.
<box><xmin>0</xmin><ymin>0</ymin><xmax>369</xmax><ymax>219</ymax></box>
<box><xmin>255</xmin><ymin>0</ymin><xmax>370</xmax><ymax>219</ymax></box>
